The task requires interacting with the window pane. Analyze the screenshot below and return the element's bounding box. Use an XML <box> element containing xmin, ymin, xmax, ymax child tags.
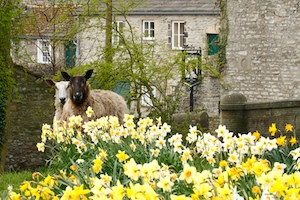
<box><xmin>174</xmin><ymin>23</ymin><xmax>178</xmax><ymax>34</ymax></box>
<box><xmin>150</xmin><ymin>22</ymin><xmax>154</xmax><ymax>29</ymax></box>
<box><xmin>150</xmin><ymin>30</ymin><xmax>154</xmax><ymax>37</ymax></box>
<box><xmin>144</xmin><ymin>30</ymin><xmax>149</xmax><ymax>37</ymax></box>
<box><xmin>180</xmin><ymin>23</ymin><xmax>184</xmax><ymax>34</ymax></box>
<box><xmin>173</xmin><ymin>35</ymin><xmax>178</xmax><ymax>47</ymax></box>
<box><xmin>180</xmin><ymin>35</ymin><xmax>184</xmax><ymax>47</ymax></box>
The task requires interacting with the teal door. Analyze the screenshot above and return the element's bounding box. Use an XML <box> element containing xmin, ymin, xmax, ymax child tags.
<box><xmin>113</xmin><ymin>81</ymin><xmax>130</xmax><ymax>99</ymax></box>
<box><xmin>207</xmin><ymin>34</ymin><xmax>219</xmax><ymax>55</ymax></box>
<box><xmin>65</xmin><ymin>42</ymin><xmax>76</xmax><ymax>68</ymax></box>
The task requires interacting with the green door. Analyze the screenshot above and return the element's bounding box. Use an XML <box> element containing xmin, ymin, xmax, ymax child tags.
<box><xmin>65</xmin><ymin>42</ymin><xmax>76</xmax><ymax>68</ymax></box>
<box><xmin>207</xmin><ymin>34</ymin><xmax>219</xmax><ymax>55</ymax></box>
<box><xmin>113</xmin><ymin>81</ymin><xmax>130</xmax><ymax>99</ymax></box>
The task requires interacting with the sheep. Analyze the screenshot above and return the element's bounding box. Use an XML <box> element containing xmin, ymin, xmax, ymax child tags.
<box><xmin>45</xmin><ymin>80</ymin><xmax>70</xmax><ymax>123</ymax></box>
<box><xmin>60</xmin><ymin>69</ymin><xmax>129</xmax><ymax>124</ymax></box>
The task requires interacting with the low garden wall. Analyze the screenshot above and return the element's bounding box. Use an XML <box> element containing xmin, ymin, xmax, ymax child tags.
<box><xmin>220</xmin><ymin>93</ymin><xmax>300</xmax><ymax>136</ymax></box>
<box><xmin>5</xmin><ymin>66</ymin><xmax>53</xmax><ymax>171</ymax></box>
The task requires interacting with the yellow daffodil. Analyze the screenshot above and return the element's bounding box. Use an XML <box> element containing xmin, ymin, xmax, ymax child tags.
<box><xmin>269</xmin><ymin>123</ymin><xmax>277</xmax><ymax>136</ymax></box>
<box><xmin>123</xmin><ymin>158</ymin><xmax>141</xmax><ymax>181</ymax></box>
<box><xmin>116</xmin><ymin>150</ymin><xmax>129</xmax><ymax>162</ymax></box>
<box><xmin>92</xmin><ymin>155</ymin><xmax>103</xmax><ymax>174</ymax></box>
<box><xmin>170</xmin><ymin>194</ymin><xmax>192</xmax><ymax>200</ymax></box>
<box><xmin>276</xmin><ymin>135</ymin><xmax>286</xmax><ymax>147</ymax></box>
<box><xmin>290</xmin><ymin>136</ymin><xmax>297</xmax><ymax>146</ymax></box>
<box><xmin>285</xmin><ymin>123</ymin><xmax>293</xmax><ymax>132</ymax></box>
<box><xmin>252</xmin><ymin>130</ymin><xmax>260</xmax><ymax>141</ymax></box>
<box><xmin>216</xmin><ymin>183</ymin><xmax>233</xmax><ymax>200</ymax></box>
<box><xmin>111</xmin><ymin>180</ymin><xmax>125</xmax><ymax>200</ymax></box>
<box><xmin>252</xmin><ymin>186</ymin><xmax>261</xmax><ymax>195</ymax></box>
<box><xmin>219</xmin><ymin>160</ymin><xmax>228</xmax><ymax>168</ymax></box>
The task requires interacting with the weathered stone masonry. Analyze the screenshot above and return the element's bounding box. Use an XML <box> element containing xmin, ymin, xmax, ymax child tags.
<box><xmin>223</xmin><ymin>0</ymin><xmax>300</xmax><ymax>102</ymax></box>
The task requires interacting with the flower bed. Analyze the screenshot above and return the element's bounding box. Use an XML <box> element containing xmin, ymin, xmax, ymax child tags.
<box><xmin>8</xmin><ymin>110</ymin><xmax>300</xmax><ymax>199</ymax></box>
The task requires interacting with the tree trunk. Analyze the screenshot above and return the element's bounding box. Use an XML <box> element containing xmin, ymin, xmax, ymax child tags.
<box><xmin>105</xmin><ymin>0</ymin><xmax>113</xmax><ymax>64</ymax></box>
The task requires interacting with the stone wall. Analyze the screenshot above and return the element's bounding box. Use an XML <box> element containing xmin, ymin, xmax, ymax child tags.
<box><xmin>220</xmin><ymin>93</ymin><xmax>300</xmax><ymax>137</ymax></box>
<box><xmin>224</xmin><ymin>0</ymin><xmax>300</xmax><ymax>102</ymax></box>
<box><xmin>5</xmin><ymin>66</ymin><xmax>54</xmax><ymax>171</ymax></box>
<box><xmin>184</xmin><ymin>76</ymin><xmax>221</xmax><ymax>132</ymax></box>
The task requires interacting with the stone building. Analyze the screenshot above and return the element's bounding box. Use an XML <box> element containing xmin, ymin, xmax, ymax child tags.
<box><xmin>220</xmin><ymin>0</ymin><xmax>300</xmax><ymax>135</ymax></box>
<box><xmin>7</xmin><ymin>0</ymin><xmax>300</xmax><ymax>170</ymax></box>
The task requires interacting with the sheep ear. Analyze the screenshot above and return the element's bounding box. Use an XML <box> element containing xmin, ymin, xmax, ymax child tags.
<box><xmin>45</xmin><ymin>79</ymin><xmax>55</xmax><ymax>87</ymax></box>
<box><xmin>61</xmin><ymin>71</ymin><xmax>71</xmax><ymax>81</ymax></box>
<box><xmin>85</xmin><ymin>69</ymin><xmax>93</xmax><ymax>80</ymax></box>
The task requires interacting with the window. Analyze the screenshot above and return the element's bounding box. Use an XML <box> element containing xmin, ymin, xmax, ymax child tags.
<box><xmin>142</xmin><ymin>20</ymin><xmax>155</xmax><ymax>40</ymax></box>
<box><xmin>112</xmin><ymin>21</ymin><xmax>124</xmax><ymax>46</ymax></box>
<box><xmin>141</xmin><ymin>86</ymin><xmax>156</xmax><ymax>107</ymax></box>
<box><xmin>37</xmin><ymin>39</ymin><xmax>51</xmax><ymax>63</ymax></box>
<box><xmin>207</xmin><ymin>34</ymin><xmax>219</xmax><ymax>55</ymax></box>
<box><xmin>172</xmin><ymin>21</ymin><xmax>185</xmax><ymax>50</ymax></box>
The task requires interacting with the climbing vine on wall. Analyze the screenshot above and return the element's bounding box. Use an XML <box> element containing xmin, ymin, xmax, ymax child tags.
<box><xmin>218</xmin><ymin>0</ymin><xmax>228</xmax><ymax>73</ymax></box>
<box><xmin>0</xmin><ymin>0</ymin><xmax>18</xmax><ymax>173</ymax></box>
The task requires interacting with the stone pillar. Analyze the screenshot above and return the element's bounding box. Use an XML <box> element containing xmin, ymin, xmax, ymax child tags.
<box><xmin>220</xmin><ymin>93</ymin><xmax>247</xmax><ymax>133</ymax></box>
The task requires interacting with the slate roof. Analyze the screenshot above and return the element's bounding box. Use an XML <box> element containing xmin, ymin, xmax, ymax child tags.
<box><xmin>24</xmin><ymin>0</ymin><xmax>219</xmax><ymax>15</ymax></box>
<box><xmin>132</xmin><ymin>0</ymin><xmax>219</xmax><ymax>14</ymax></box>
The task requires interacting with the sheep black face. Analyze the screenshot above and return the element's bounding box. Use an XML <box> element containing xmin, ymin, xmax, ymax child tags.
<box><xmin>61</xmin><ymin>69</ymin><xmax>93</xmax><ymax>105</ymax></box>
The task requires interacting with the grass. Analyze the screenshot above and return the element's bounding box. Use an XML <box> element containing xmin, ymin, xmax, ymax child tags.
<box><xmin>0</xmin><ymin>167</ymin><xmax>52</xmax><ymax>199</ymax></box>
<box><xmin>0</xmin><ymin>170</ymin><xmax>32</xmax><ymax>199</ymax></box>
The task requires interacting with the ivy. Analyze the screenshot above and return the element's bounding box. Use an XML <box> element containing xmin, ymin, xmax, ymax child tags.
<box><xmin>218</xmin><ymin>0</ymin><xmax>229</xmax><ymax>72</ymax></box>
<box><xmin>0</xmin><ymin>0</ymin><xmax>18</xmax><ymax>172</ymax></box>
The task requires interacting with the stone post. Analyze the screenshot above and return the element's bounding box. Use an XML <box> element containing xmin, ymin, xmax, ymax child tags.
<box><xmin>220</xmin><ymin>93</ymin><xmax>247</xmax><ymax>133</ymax></box>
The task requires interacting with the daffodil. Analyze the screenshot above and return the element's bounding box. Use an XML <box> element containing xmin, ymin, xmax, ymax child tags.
<box><xmin>252</xmin><ymin>186</ymin><xmax>261</xmax><ymax>195</ymax></box>
<box><xmin>157</xmin><ymin>176</ymin><xmax>174</xmax><ymax>192</ymax></box>
<box><xmin>123</xmin><ymin>158</ymin><xmax>141</xmax><ymax>181</ymax></box>
<box><xmin>36</xmin><ymin>142</ymin><xmax>45</xmax><ymax>152</ymax></box>
<box><xmin>269</xmin><ymin>123</ymin><xmax>277</xmax><ymax>136</ymax></box>
<box><xmin>252</xmin><ymin>130</ymin><xmax>260</xmax><ymax>141</ymax></box>
<box><xmin>110</xmin><ymin>180</ymin><xmax>125</xmax><ymax>200</ymax></box>
<box><xmin>86</xmin><ymin>106</ymin><xmax>94</xmax><ymax>118</ymax></box>
<box><xmin>216</xmin><ymin>183</ymin><xmax>233</xmax><ymax>200</ymax></box>
<box><xmin>276</xmin><ymin>135</ymin><xmax>286</xmax><ymax>147</ymax></box>
<box><xmin>285</xmin><ymin>123</ymin><xmax>293</xmax><ymax>132</ymax></box>
<box><xmin>116</xmin><ymin>150</ymin><xmax>129</xmax><ymax>162</ymax></box>
<box><xmin>215</xmin><ymin>125</ymin><xmax>229</xmax><ymax>138</ymax></box>
<box><xmin>179</xmin><ymin>163</ymin><xmax>197</xmax><ymax>184</ymax></box>
<box><xmin>290</xmin><ymin>136</ymin><xmax>297</xmax><ymax>146</ymax></box>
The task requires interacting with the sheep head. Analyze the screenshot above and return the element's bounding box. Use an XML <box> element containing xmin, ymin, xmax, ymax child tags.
<box><xmin>61</xmin><ymin>69</ymin><xmax>93</xmax><ymax>105</ymax></box>
<box><xmin>45</xmin><ymin>79</ymin><xmax>70</xmax><ymax>105</ymax></box>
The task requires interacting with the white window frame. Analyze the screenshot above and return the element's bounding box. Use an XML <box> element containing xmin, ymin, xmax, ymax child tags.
<box><xmin>172</xmin><ymin>21</ymin><xmax>185</xmax><ymax>50</ymax></box>
<box><xmin>142</xmin><ymin>20</ymin><xmax>155</xmax><ymax>40</ymax></box>
<box><xmin>37</xmin><ymin>39</ymin><xmax>52</xmax><ymax>64</ymax></box>
<box><xmin>112</xmin><ymin>21</ymin><xmax>124</xmax><ymax>46</ymax></box>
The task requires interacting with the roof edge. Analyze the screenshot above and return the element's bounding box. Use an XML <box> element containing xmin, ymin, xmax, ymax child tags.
<box><xmin>129</xmin><ymin>11</ymin><xmax>220</xmax><ymax>15</ymax></box>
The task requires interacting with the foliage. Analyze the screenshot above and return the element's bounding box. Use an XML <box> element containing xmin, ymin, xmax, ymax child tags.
<box><xmin>83</xmin><ymin>16</ymin><xmax>185</xmax><ymax>123</ymax></box>
<box><xmin>4</xmin><ymin>112</ymin><xmax>300</xmax><ymax>199</ymax></box>
<box><xmin>0</xmin><ymin>170</ymin><xmax>33</xmax><ymax>198</ymax></box>
<box><xmin>0</xmin><ymin>0</ymin><xmax>20</xmax><ymax>173</ymax></box>
<box><xmin>218</xmin><ymin>0</ymin><xmax>229</xmax><ymax>73</ymax></box>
